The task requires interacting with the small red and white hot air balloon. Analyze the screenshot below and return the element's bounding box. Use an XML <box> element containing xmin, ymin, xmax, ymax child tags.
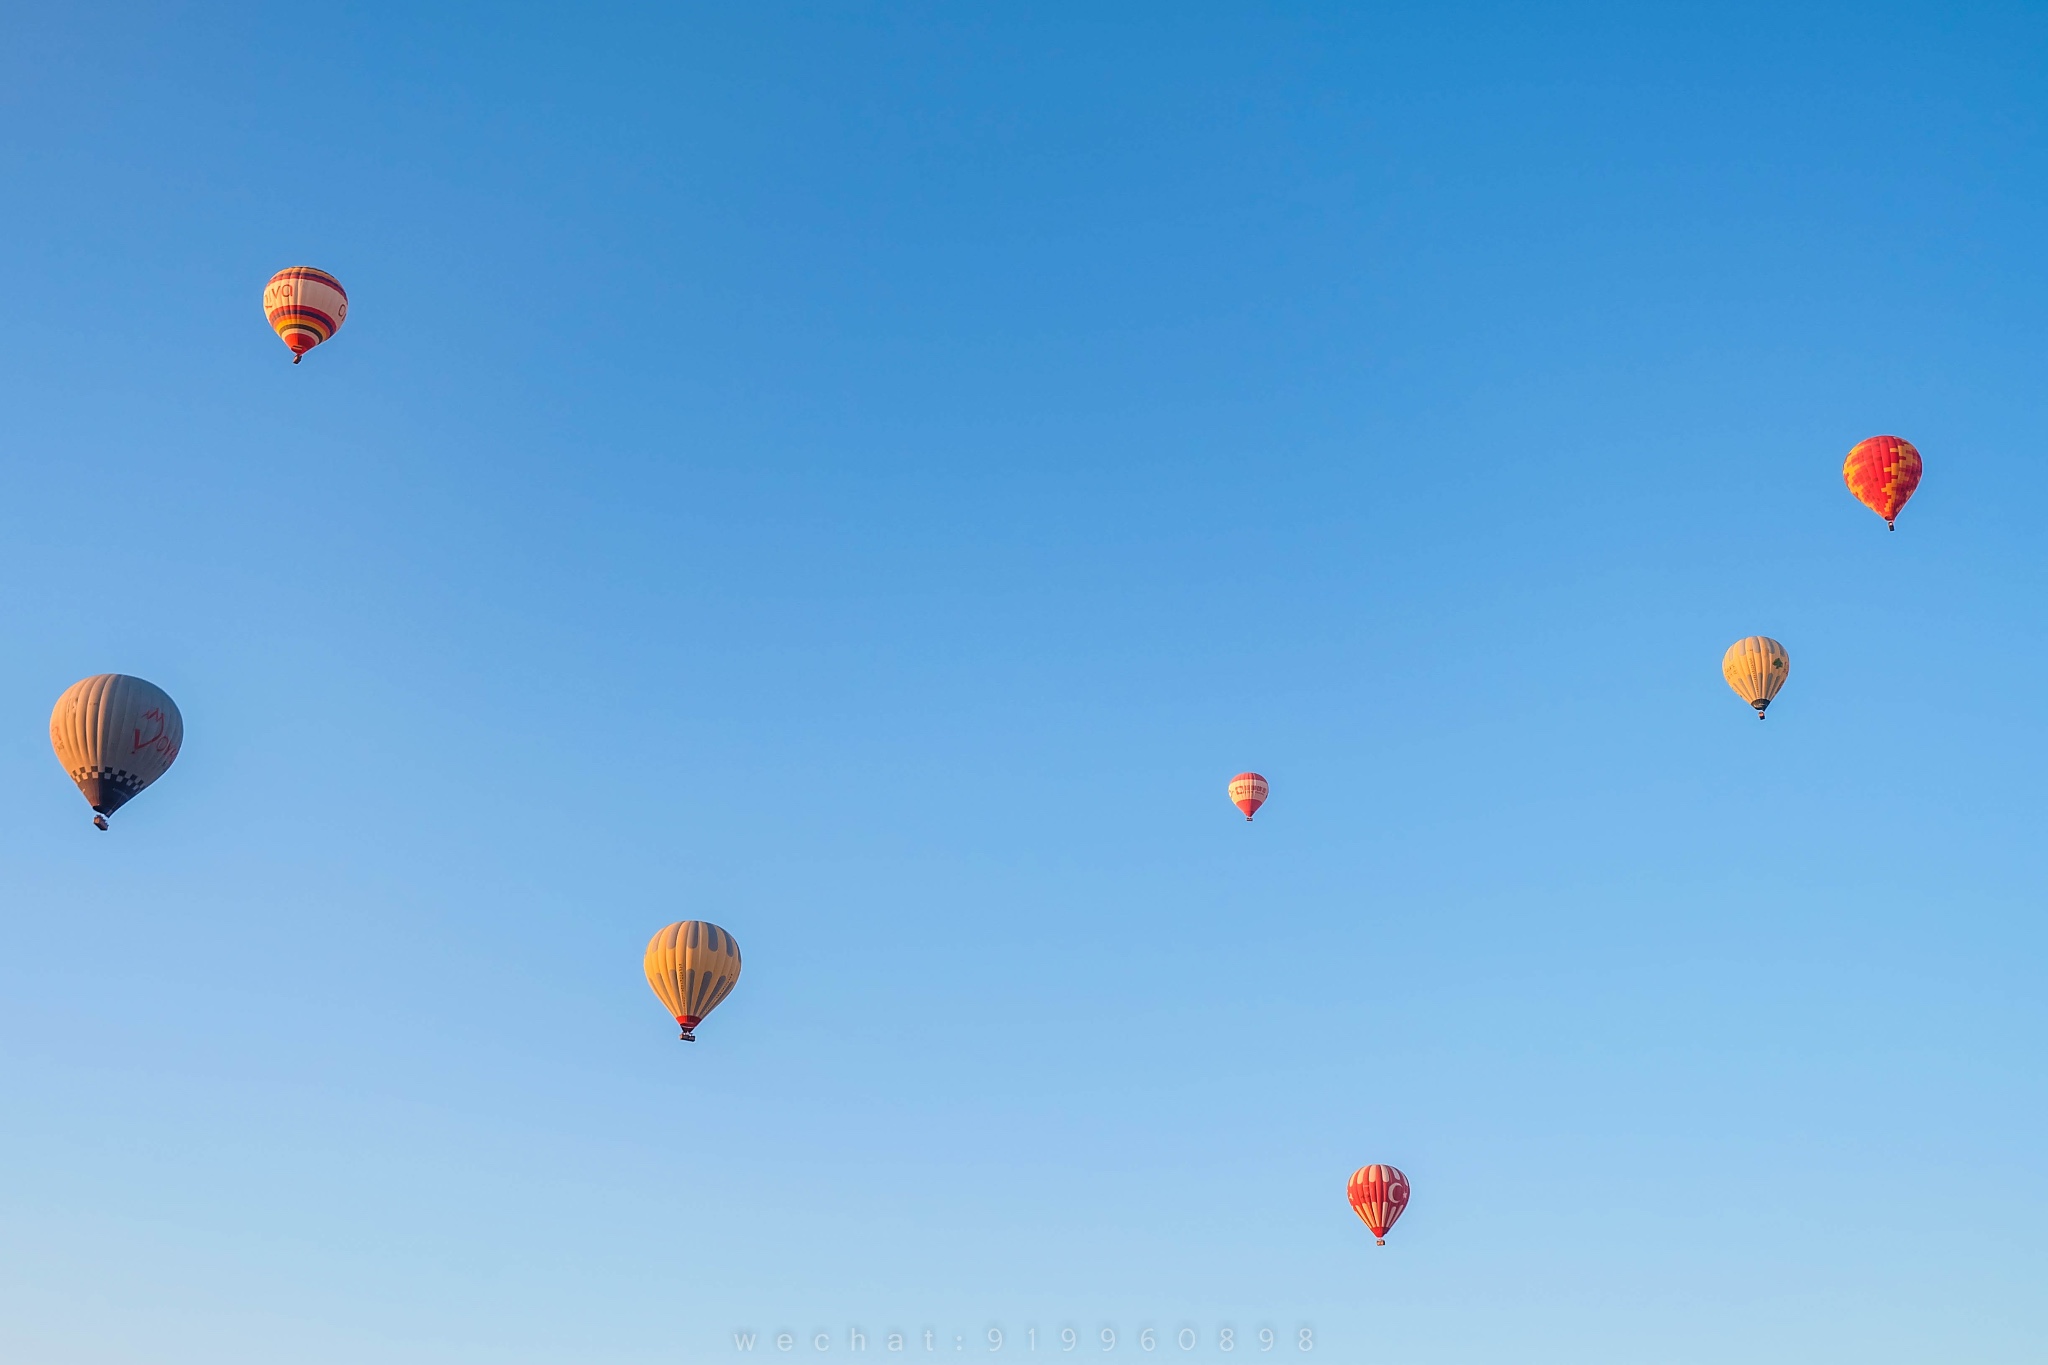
<box><xmin>1228</xmin><ymin>772</ymin><xmax>1268</xmax><ymax>821</ymax></box>
<box><xmin>1347</xmin><ymin>1164</ymin><xmax>1410</xmax><ymax>1246</ymax></box>
<box><xmin>263</xmin><ymin>267</ymin><xmax>348</xmax><ymax>363</ymax></box>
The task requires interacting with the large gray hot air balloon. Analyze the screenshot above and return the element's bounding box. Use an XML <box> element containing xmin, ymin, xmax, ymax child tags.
<box><xmin>49</xmin><ymin>674</ymin><xmax>183</xmax><ymax>829</ymax></box>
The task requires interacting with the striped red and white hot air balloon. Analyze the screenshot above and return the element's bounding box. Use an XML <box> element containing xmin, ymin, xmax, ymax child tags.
<box><xmin>1228</xmin><ymin>772</ymin><xmax>1268</xmax><ymax>822</ymax></box>
<box><xmin>263</xmin><ymin>267</ymin><xmax>348</xmax><ymax>363</ymax></box>
<box><xmin>1347</xmin><ymin>1164</ymin><xmax>1410</xmax><ymax>1246</ymax></box>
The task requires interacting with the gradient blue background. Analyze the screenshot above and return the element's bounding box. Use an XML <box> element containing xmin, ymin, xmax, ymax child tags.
<box><xmin>2</xmin><ymin>4</ymin><xmax>2045</xmax><ymax>1362</ymax></box>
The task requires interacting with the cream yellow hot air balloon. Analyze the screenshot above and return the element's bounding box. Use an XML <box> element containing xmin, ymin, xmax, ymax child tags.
<box><xmin>1721</xmin><ymin>637</ymin><xmax>1790</xmax><ymax>719</ymax></box>
<box><xmin>644</xmin><ymin>921</ymin><xmax>742</xmax><ymax>1042</ymax></box>
<box><xmin>50</xmin><ymin>674</ymin><xmax>184</xmax><ymax>829</ymax></box>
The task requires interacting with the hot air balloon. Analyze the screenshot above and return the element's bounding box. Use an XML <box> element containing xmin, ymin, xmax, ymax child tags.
<box><xmin>263</xmin><ymin>267</ymin><xmax>348</xmax><ymax>363</ymax></box>
<box><xmin>644</xmin><ymin>921</ymin><xmax>742</xmax><ymax>1042</ymax></box>
<box><xmin>1228</xmin><ymin>772</ymin><xmax>1268</xmax><ymax>821</ymax></box>
<box><xmin>1347</xmin><ymin>1164</ymin><xmax>1410</xmax><ymax>1246</ymax></box>
<box><xmin>1843</xmin><ymin>435</ymin><xmax>1922</xmax><ymax>529</ymax></box>
<box><xmin>49</xmin><ymin>674</ymin><xmax>183</xmax><ymax>830</ymax></box>
<box><xmin>1722</xmin><ymin>636</ymin><xmax>1790</xmax><ymax>719</ymax></box>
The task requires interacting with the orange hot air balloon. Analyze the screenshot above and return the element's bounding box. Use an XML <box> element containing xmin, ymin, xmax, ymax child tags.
<box><xmin>643</xmin><ymin>920</ymin><xmax>742</xmax><ymax>1042</ymax></box>
<box><xmin>1843</xmin><ymin>435</ymin><xmax>1922</xmax><ymax>529</ymax></box>
<box><xmin>1228</xmin><ymin>772</ymin><xmax>1268</xmax><ymax>821</ymax></box>
<box><xmin>1347</xmin><ymin>1164</ymin><xmax>1410</xmax><ymax>1246</ymax></box>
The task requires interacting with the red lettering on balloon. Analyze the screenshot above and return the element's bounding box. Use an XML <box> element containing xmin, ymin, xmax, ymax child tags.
<box><xmin>130</xmin><ymin>707</ymin><xmax>174</xmax><ymax>757</ymax></box>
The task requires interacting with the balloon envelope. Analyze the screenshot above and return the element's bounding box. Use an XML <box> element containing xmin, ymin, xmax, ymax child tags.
<box><xmin>1228</xmin><ymin>772</ymin><xmax>1268</xmax><ymax>821</ymax></box>
<box><xmin>263</xmin><ymin>267</ymin><xmax>348</xmax><ymax>362</ymax></box>
<box><xmin>1843</xmin><ymin>435</ymin><xmax>1922</xmax><ymax>528</ymax></box>
<box><xmin>643</xmin><ymin>920</ymin><xmax>742</xmax><ymax>1041</ymax></box>
<box><xmin>1347</xmin><ymin>1164</ymin><xmax>1411</xmax><ymax>1245</ymax></box>
<box><xmin>49</xmin><ymin>674</ymin><xmax>183</xmax><ymax>825</ymax></box>
<box><xmin>1721</xmin><ymin>636</ymin><xmax>1790</xmax><ymax>718</ymax></box>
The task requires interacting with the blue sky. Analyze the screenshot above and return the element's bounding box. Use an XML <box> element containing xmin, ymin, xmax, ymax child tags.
<box><xmin>3</xmin><ymin>3</ymin><xmax>2046</xmax><ymax>1362</ymax></box>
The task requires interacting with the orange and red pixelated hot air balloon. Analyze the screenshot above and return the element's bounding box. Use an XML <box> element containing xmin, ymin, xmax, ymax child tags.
<box><xmin>1347</xmin><ymin>1164</ymin><xmax>1410</xmax><ymax>1246</ymax></box>
<box><xmin>1843</xmin><ymin>435</ymin><xmax>1922</xmax><ymax>530</ymax></box>
<box><xmin>1228</xmin><ymin>772</ymin><xmax>1268</xmax><ymax>822</ymax></box>
<box><xmin>263</xmin><ymin>267</ymin><xmax>348</xmax><ymax>363</ymax></box>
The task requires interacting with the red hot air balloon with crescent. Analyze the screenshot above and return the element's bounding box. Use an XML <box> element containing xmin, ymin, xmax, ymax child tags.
<box><xmin>1228</xmin><ymin>772</ymin><xmax>1268</xmax><ymax>822</ymax></box>
<box><xmin>1843</xmin><ymin>435</ymin><xmax>1922</xmax><ymax>529</ymax></box>
<box><xmin>1347</xmin><ymin>1164</ymin><xmax>1410</xmax><ymax>1246</ymax></box>
<box><xmin>263</xmin><ymin>267</ymin><xmax>348</xmax><ymax>363</ymax></box>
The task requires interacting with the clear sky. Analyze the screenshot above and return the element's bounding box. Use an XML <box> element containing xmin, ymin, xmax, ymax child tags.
<box><xmin>2</xmin><ymin>4</ymin><xmax>2046</xmax><ymax>1362</ymax></box>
